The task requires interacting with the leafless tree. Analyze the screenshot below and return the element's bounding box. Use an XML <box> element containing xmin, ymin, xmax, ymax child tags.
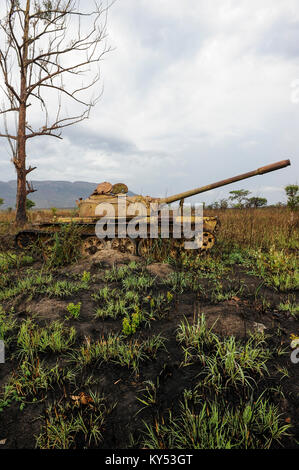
<box><xmin>0</xmin><ymin>0</ymin><xmax>112</xmax><ymax>224</ymax></box>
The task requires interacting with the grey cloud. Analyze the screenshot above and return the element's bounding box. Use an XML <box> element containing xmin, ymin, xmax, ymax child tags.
<box><xmin>118</xmin><ymin>4</ymin><xmax>206</xmax><ymax>60</ymax></box>
<box><xmin>1</xmin><ymin>1</ymin><xmax>298</xmax><ymax>206</ymax></box>
<box><xmin>64</xmin><ymin>127</ymin><xmax>138</xmax><ymax>154</ymax></box>
<box><xmin>258</xmin><ymin>19</ymin><xmax>299</xmax><ymax>59</ymax></box>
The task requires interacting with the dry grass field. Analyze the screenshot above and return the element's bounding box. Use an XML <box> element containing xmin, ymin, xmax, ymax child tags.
<box><xmin>206</xmin><ymin>207</ymin><xmax>298</xmax><ymax>251</ymax></box>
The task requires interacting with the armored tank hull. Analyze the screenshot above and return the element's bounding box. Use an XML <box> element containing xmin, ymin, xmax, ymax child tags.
<box><xmin>15</xmin><ymin>160</ymin><xmax>291</xmax><ymax>260</ymax></box>
<box><xmin>15</xmin><ymin>214</ymin><xmax>219</xmax><ymax>259</ymax></box>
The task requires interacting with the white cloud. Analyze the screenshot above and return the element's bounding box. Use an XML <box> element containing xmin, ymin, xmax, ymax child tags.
<box><xmin>0</xmin><ymin>0</ymin><xmax>298</xmax><ymax>204</ymax></box>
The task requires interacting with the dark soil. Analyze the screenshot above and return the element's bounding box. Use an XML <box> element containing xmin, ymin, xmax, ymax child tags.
<box><xmin>0</xmin><ymin>247</ymin><xmax>298</xmax><ymax>450</ymax></box>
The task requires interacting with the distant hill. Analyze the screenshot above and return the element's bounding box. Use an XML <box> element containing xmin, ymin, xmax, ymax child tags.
<box><xmin>0</xmin><ymin>181</ymin><xmax>135</xmax><ymax>209</ymax></box>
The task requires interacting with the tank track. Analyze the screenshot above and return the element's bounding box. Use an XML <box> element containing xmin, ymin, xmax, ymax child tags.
<box><xmin>15</xmin><ymin>229</ymin><xmax>216</xmax><ymax>259</ymax></box>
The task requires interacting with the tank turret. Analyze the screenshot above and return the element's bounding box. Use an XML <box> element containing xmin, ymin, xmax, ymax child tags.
<box><xmin>75</xmin><ymin>159</ymin><xmax>290</xmax><ymax>218</ymax></box>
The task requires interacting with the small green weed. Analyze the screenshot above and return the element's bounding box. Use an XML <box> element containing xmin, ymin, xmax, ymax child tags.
<box><xmin>122</xmin><ymin>306</ymin><xmax>143</xmax><ymax>335</ymax></box>
<box><xmin>65</xmin><ymin>302</ymin><xmax>82</xmax><ymax>320</ymax></box>
<box><xmin>248</xmin><ymin>248</ymin><xmax>299</xmax><ymax>291</ymax></box>
<box><xmin>278</xmin><ymin>301</ymin><xmax>299</xmax><ymax>318</ymax></box>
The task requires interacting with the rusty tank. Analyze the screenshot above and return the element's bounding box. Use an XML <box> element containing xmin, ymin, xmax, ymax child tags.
<box><xmin>15</xmin><ymin>159</ymin><xmax>291</xmax><ymax>258</ymax></box>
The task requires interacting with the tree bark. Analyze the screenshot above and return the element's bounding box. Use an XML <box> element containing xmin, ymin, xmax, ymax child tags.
<box><xmin>15</xmin><ymin>125</ymin><xmax>27</xmax><ymax>224</ymax></box>
<box><xmin>15</xmin><ymin>0</ymin><xmax>30</xmax><ymax>225</ymax></box>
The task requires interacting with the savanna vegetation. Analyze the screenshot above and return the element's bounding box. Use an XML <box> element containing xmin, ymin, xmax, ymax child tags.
<box><xmin>0</xmin><ymin>204</ymin><xmax>298</xmax><ymax>449</ymax></box>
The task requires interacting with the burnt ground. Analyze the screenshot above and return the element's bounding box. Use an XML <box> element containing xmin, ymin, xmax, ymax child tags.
<box><xmin>0</xmin><ymin>248</ymin><xmax>298</xmax><ymax>450</ymax></box>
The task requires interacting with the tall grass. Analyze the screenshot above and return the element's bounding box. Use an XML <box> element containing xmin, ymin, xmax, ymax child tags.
<box><xmin>1</xmin><ymin>206</ymin><xmax>298</xmax><ymax>255</ymax></box>
<box><xmin>141</xmin><ymin>393</ymin><xmax>291</xmax><ymax>449</ymax></box>
<box><xmin>0</xmin><ymin>208</ymin><xmax>78</xmax><ymax>236</ymax></box>
<box><xmin>205</xmin><ymin>207</ymin><xmax>299</xmax><ymax>252</ymax></box>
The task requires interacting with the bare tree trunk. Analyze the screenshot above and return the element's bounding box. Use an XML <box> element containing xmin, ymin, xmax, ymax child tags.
<box><xmin>15</xmin><ymin>109</ymin><xmax>27</xmax><ymax>225</ymax></box>
<box><xmin>15</xmin><ymin>0</ymin><xmax>30</xmax><ymax>225</ymax></box>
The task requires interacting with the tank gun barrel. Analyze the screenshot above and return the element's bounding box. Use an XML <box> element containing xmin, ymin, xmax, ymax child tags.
<box><xmin>160</xmin><ymin>159</ymin><xmax>291</xmax><ymax>204</ymax></box>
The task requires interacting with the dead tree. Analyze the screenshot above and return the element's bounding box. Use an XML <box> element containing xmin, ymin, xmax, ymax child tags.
<box><xmin>0</xmin><ymin>0</ymin><xmax>112</xmax><ymax>224</ymax></box>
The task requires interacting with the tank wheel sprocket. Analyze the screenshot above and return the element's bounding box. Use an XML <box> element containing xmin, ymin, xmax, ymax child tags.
<box><xmin>111</xmin><ymin>238</ymin><xmax>137</xmax><ymax>255</ymax></box>
<box><xmin>81</xmin><ymin>237</ymin><xmax>107</xmax><ymax>256</ymax></box>
<box><xmin>198</xmin><ymin>232</ymin><xmax>216</xmax><ymax>252</ymax></box>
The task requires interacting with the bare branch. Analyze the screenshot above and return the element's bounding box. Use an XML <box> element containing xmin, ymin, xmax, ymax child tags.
<box><xmin>26</xmin><ymin>165</ymin><xmax>37</xmax><ymax>175</ymax></box>
<box><xmin>0</xmin><ymin>132</ymin><xmax>17</xmax><ymax>140</ymax></box>
<box><xmin>26</xmin><ymin>130</ymin><xmax>63</xmax><ymax>139</ymax></box>
<box><xmin>3</xmin><ymin>111</ymin><xmax>17</xmax><ymax>159</ymax></box>
<box><xmin>26</xmin><ymin>180</ymin><xmax>37</xmax><ymax>195</ymax></box>
<box><xmin>0</xmin><ymin>106</ymin><xmax>19</xmax><ymax>114</ymax></box>
<box><xmin>0</xmin><ymin>0</ymin><xmax>113</xmax><ymax>224</ymax></box>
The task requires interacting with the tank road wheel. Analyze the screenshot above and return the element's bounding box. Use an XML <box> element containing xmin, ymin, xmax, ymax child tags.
<box><xmin>111</xmin><ymin>238</ymin><xmax>122</xmax><ymax>252</ymax></box>
<box><xmin>81</xmin><ymin>237</ymin><xmax>107</xmax><ymax>256</ymax></box>
<box><xmin>137</xmin><ymin>239</ymin><xmax>152</xmax><ymax>257</ymax></box>
<box><xmin>198</xmin><ymin>232</ymin><xmax>216</xmax><ymax>253</ymax></box>
<box><xmin>169</xmin><ymin>239</ymin><xmax>185</xmax><ymax>259</ymax></box>
<box><xmin>124</xmin><ymin>238</ymin><xmax>137</xmax><ymax>255</ymax></box>
<box><xmin>41</xmin><ymin>235</ymin><xmax>57</xmax><ymax>260</ymax></box>
<box><xmin>111</xmin><ymin>238</ymin><xmax>137</xmax><ymax>255</ymax></box>
<box><xmin>15</xmin><ymin>232</ymin><xmax>38</xmax><ymax>249</ymax></box>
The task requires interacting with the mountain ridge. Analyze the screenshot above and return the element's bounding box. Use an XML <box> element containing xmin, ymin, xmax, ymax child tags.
<box><xmin>0</xmin><ymin>180</ymin><xmax>135</xmax><ymax>209</ymax></box>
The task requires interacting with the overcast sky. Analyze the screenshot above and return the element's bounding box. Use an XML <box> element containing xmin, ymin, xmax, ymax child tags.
<box><xmin>1</xmin><ymin>0</ymin><xmax>298</xmax><ymax>204</ymax></box>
